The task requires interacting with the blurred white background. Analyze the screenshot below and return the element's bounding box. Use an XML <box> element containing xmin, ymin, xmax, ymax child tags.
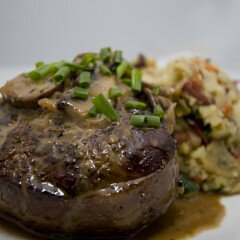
<box><xmin>0</xmin><ymin>0</ymin><xmax>240</xmax><ymax>74</ymax></box>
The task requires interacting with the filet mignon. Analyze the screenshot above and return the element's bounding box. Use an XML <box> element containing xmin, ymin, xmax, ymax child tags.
<box><xmin>0</xmin><ymin>50</ymin><xmax>178</xmax><ymax>239</ymax></box>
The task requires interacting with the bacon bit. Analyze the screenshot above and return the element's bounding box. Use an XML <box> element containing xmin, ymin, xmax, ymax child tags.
<box><xmin>182</xmin><ymin>78</ymin><xmax>209</xmax><ymax>105</ymax></box>
<box><xmin>222</xmin><ymin>103</ymin><xmax>233</xmax><ymax>118</ymax></box>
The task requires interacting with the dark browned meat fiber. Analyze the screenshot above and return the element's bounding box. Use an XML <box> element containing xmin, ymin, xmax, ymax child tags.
<box><xmin>0</xmin><ymin>55</ymin><xmax>178</xmax><ymax>239</ymax></box>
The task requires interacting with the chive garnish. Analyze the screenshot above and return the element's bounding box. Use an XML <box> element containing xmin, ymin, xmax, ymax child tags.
<box><xmin>78</xmin><ymin>71</ymin><xmax>91</xmax><ymax>88</ymax></box>
<box><xmin>100</xmin><ymin>47</ymin><xmax>111</xmax><ymax>63</ymax></box>
<box><xmin>53</xmin><ymin>66</ymin><xmax>71</xmax><ymax>84</ymax></box>
<box><xmin>54</xmin><ymin>60</ymin><xmax>66</xmax><ymax>71</ymax></box>
<box><xmin>130</xmin><ymin>115</ymin><xmax>160</xmax><ymax>127</ymax></box>
<box><xmin>88</xmin><ymin>106</ymin><xmax>99</xmax><ymax>117</ymax></box>
<box><xmin>153</xmin><ymin>104</ymin><xmax>164</xmax><ymax>118</ymax></box>
<box><xmin>113</xmin><ymin>50</ymin><xmax>123</xmax><ymax>65</ymax></box>
<box><xmin>92</xmin><ymin>94</ymin><xmax>119</xmax><ymax>121</ymax></box>
<box><xmin>152</xmin><ymin>86</ymin><xmax>159</xmax><ymax>96</ymax></box>
<box><xmin>73</xmin><ymin>87</ymin><xmax>88</xmax><ymax>100</ymax></box>
<box><xmin>64</xmin><ymin>62</ymin><xmax>83</xmax><ymax>70</ymax></box>
<box><xmin>130</xmin><ymin>115</ymin><xmax>146</xmax><ymax>127</ymax></box>
<box><xmin>99</xmin><ymin>65</ymin><xmax>112</xmax><ymax>76</ymax></box>
<box><xmin>27</xmin><ymin>70</ymin><xmax>42</xmax><ymax>81</ymax></box>
<box><xmin>116</xmin><ymin>60</ymin><xmax>128</xmax><ymax>78</ymax></box>
<box><xmin>145</xmin><ymin>115</ymin><xmax>161</xmax><ymax>127</ymax></box>
<box><xmin>125</xmin><ymin>100</ymin><xmax>146</xmax><ymax>110</ymax></box>
<box><xmin>109</xmin><ymin>87</ymin><xmax>122</xmax><ymax>99</ymax></box>
<box><xmin>80</xmin><ymin>53</ymin><xmax>96</xmax><ymax>68</ymax></box>
<box><xmin>35</xmin><ymin>61</ymin><xmax>44</xmax><ymax>69</ymax></box>
<box><xmin>131</xmin><ymin>69</ymin><xmax>142</xmax><ymax>92</ymax></box>
<box><xmin>28</xmin><ymin>63</ymin><xmax>58</xmax><ymax>81</ymax></box>
<box><xmin>122</xmin><ymin>78</ymin><xmax>132</xmax><ymax>86</ymax></box>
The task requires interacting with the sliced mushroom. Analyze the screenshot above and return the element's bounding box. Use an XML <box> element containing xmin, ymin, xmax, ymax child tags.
<box><xmin>0</xmin><ymin>74</ymin><xmax>62</xmax><ymax>108</ymax></box>
<box><xmin>143</xmin><ymin>88</ymin><xmax>156</xmax><ymax>108</ymax></box>
<box><xmin>39</xmin><ymin>76</ymin><xmax>119</xmax><ymax>120</ymax></box>
<box><xmin>89</xmin><ymin>76</ymin><xmax>116</xmax><ymax>97</ymax></box>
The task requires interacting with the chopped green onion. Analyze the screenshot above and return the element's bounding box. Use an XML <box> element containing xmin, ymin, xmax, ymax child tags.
<box><xmin>27</xmin><ymin>70</ymin><xmax>41</xmax><ymax>81</ymax></box>
<box><xmin>100</xmin><ymin>47</ymin><xmax>111</xmax><ymax>63</ymax></box>
<box><xmin>131</xmin><ymin>69</ymin><xmax>142</xmax><ymax>92</ymax></box>
<box><xmin>35</xmin><ymin>61</ymin><xmax>44</xmax><ymax>68</ymax></box>
<box><xmin>145</xmin><ymin>115</ymin><xmax>161</xmax><ymax>127</ymax></box>
<box><xmin>99</xmin><ymin>65</ymin><xmax>112</xmax><ymax>76</ymax></box>
<box><xmin>53</xmin><ymin>66</ymin><xmax>71</xmax><ymax>83</ymax></box>
<box><xmin>73</xmin><ymin>87</ymin><xmax>88</xmax><ymax>100</ymax></box>
<box><xmin>80</xmin><ymin>53</ymin><xmax>96</xmax><ymax>68</ymax></box>
<box><xmin>153</xmin><ymin>104</ymin><xmax>164</xmax><ymax>118</ymax></box>
<box><xmin>130</xmin><ymin>115</ymin><xmax>146</xmax><ymax>127</ymax></box>
<box><xmin>125</xmin><ymin>100</ymin><xmax>146</xmax><ymax>110</ymax></box>
<box><xmin>116</xmin><ymin>60</ymin><xmax>128</xmax><ymax>78</ymax></box>
<box><xmin>152</xmin><ymin>86</ymin><xmax>159</xmax><ymax>96</ymax></box>
<box><xmin>64</xmin><ymin>62</ymin><xmax>83</xmax><ymax>70</ymax></box>
<box><xmin>78</xmin><ymin>71</ymin><xmax>91</xmax><ymax>88</ymax></box>
<box><xmin>28</xmin><ymin>63</ymin><xmax>58</xmax><ymax>81</ymax></box>
<box><xmin>130</xmin><ymin>115</ymin><xmax>160</xmax><ymax>128</ymax></box>
<box><xmin>88</xmin><ymin>106</ymin><xmax>98</xmax><ymax>117</ymax></box>
<box><xmin>53</xmin><ymin>60</ymin><xmax>66</xmax><ymax>71</ymax></box>
<box><xmin>113</xmin><ymin>50</ymin><xmax>123</xmax><ymax>65</ymax></box>
<box><xmin>92</xmin><ymin>94</ymin><xmax>119</xmax><ymax>121</ymax></box>
<box><xmin>109</xmin><ymin>86</ymin><xmax>122</xmax><ymax>99</ymax></box>
<box><xmin>122</xmin><ymin>78</ymin><xmax>132</xmax><ymax>86</ymax></box>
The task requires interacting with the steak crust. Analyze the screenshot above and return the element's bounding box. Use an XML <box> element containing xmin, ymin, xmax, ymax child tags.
<box><xmin>0</xmin><ymin>53</ymin><xmax>178</xmax><ymax>239</ymax></box>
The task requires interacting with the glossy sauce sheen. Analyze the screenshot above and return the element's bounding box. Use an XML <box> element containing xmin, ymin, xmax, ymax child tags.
<box><xmin>0</xmin><ymin>194</ymin><xmax>225</xmax><ymax>239</ymax></box>
<box><xmin>0</xmin><ymin>69</ymin><xmax>221</xmax><ymax>238</ymax></box>
<box><xmin>0</xmin><ymin>74</ymin><xmax>178</xmax><ymax>238</ymax></box>
<box><xmin>134</xmin><ymin>194</ymin><xmax>225</xmax><ymax>240</ymax></box>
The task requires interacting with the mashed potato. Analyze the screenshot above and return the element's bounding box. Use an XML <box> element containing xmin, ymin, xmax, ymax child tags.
<box><xmin>142</xmin><ymin>57</ymin><xmax>240</xmax><ymax>194</ymax></box>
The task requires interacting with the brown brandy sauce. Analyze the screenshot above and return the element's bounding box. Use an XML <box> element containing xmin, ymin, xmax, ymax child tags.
<box><xmin>0</xmin><ymin>194</ymin><xmax>225</xmax><ymax>240</ymax></box>
<box><xmin>134</xmin><ymin>193</ymin><xmax>225</xmax><ymax>240</ymax></box>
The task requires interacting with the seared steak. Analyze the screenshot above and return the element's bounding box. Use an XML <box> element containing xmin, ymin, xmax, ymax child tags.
<box><xmin>0</xmin><ymin>50</ymin><xmax>178</xmax><ymax>239</ymax></box>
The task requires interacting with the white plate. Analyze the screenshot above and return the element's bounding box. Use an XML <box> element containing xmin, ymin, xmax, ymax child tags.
<box><xmin>0</xmin><ymin>65</ymin><xmax>239</xmax><ymax>240</ymax></box>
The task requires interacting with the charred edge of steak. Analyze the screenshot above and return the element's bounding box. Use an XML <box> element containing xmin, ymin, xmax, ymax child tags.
<box><xmin>0</xmin><ymin>152</ymin><xmax>177</xmax><ymax>239</ymax></box>
<box><xmin>0</xmin><ymin>104</ymin><xmax>177</xmax><ymax>238</ymax></box>
<box><xmin>0</xmin><ymin>49</ymin><xmax>178</xmax><ymax>239</ymax></box>
<box><xmin>0</xmin><ymin>110</ymin><xmax>176</xmax><ymax>196</ymax></box>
